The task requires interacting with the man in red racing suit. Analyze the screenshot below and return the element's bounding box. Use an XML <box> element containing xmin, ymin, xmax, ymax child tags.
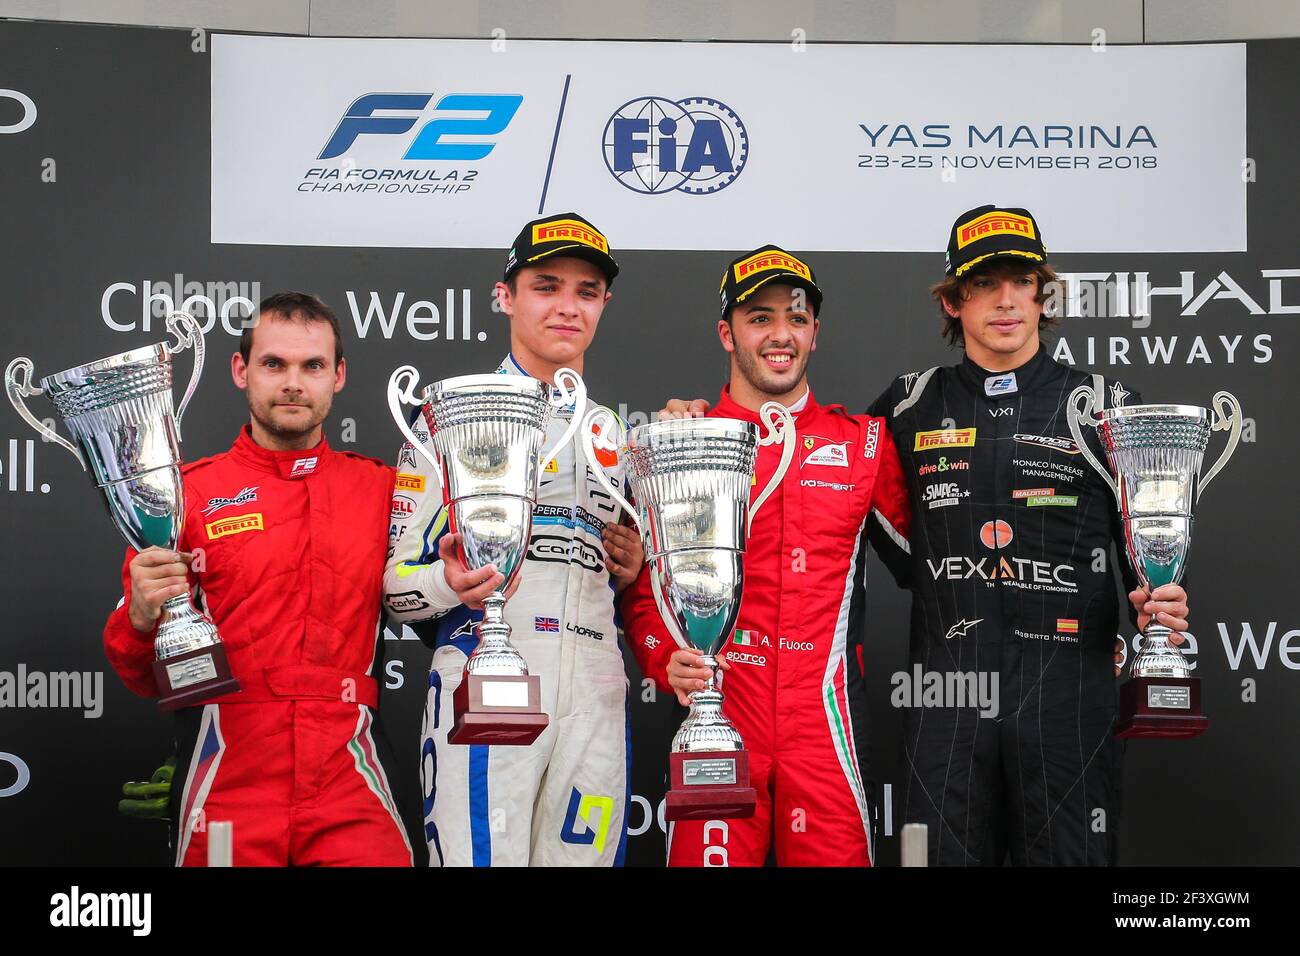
<box><xmin>620</xmin><ymin>247</ymin><xmax>911</xmax><ymax>866</ymax></box>
<box><xmin>102</xmin><ymin>293</ymin><xmax>412</xmax><ymax>867</ymax></box>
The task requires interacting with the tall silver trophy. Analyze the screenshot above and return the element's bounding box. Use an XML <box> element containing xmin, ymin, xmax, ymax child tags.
<box><xmin>6</xmin><ymin>313</ymin><xmax>239</xmax><ymax>712</ymax></box>
<box><xmin>583</xmin><ymin>403</ymin><xmax>794</xmax><ymax>820</ymax></box>
<box><xmin>1067</xmin><ymin>386</ymin><xmax>1242</xmax><ymax>739</ymax></box>
<box><xmin>389</xmin><ymin>366</ymin><xmax>586</xmax><ymax>745</ymax></box>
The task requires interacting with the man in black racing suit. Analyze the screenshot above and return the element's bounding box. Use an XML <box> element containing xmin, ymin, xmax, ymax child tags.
<box><xmin>866</xmin><ymin>205</ymin><xmax>1190</xmax><ymax>865</ymax></box>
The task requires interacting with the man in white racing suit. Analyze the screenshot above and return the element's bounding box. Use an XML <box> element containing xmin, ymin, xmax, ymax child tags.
<box><xmin>383</xmin><ymin>212</ymin><xmax>644</xmax><ymax>866</ymax></box>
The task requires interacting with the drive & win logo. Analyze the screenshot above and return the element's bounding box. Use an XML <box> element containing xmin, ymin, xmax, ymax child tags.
<box><xmin>603</xmin><ymin>96</ymin><xmax>748</xmax><ymax>195</ymax></box>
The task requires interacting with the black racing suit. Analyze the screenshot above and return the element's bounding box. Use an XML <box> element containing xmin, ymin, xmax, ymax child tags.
<box><xmin>867</xmin><ymin>346</ymin><xmax>1140</xmax><ymax>866</ymax></box>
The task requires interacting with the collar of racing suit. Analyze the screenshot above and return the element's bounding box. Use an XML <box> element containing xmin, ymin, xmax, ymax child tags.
<box><xmin>956</xmin><ymin>343</ymin><xmax>1057</xmax><ymax>397</ymax></box>
<box><xmin>228</xmin><ymin>425</ymin><xmax>332</xmax><ymax>480</ymax></box>
<box><xmin>714</xmin><ymin>383</ymin><xmax>818</xmax><ymax>423</ymax></box>
<box><xmin>498</xmin><ymin>352</ymin><xmax>578</xmax><ymax>412</ymax></box>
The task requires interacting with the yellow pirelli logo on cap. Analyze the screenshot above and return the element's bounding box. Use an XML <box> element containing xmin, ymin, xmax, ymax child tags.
<box><xmin>205</xmin><ymin>513</ymin><xmax>264</xmax><ymax>540</ymax></box>
<box><xmin>395</xmin><ymin>473</ymin><xmax>426</xmax><ymax>492</ymax></box>
<box><xmin>915</xmin><ymin>428</ymin><xmax>976</xmax><ymax>451</ymax></box>
<box><xmin>733</xmin><ymin>250</ymin><xmax>812</xmax><ymax>283</ymax></box>
<box><xmin>957</xmin><ymin>211</ymin><xmax>1035</xmax><ymax>249</ymax></box>
<box><xmin>532</xmin><ymin>219</ymin><xmax>609</xmax><ymax>253</ymax></box>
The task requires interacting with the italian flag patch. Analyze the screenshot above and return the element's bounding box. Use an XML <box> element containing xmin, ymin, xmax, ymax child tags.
<box><xmin>733</xmin><ymin>630</ymin><xmax>756</xmax><ymax>646</ymax></box>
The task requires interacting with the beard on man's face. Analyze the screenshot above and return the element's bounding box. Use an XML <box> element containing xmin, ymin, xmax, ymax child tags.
<box><xmin>250</xmin><ymin>396</ymin><xmax>330</xmax><ymax>440</ymax></box>
<box><xmin>734</xmin><ymin>345</ymin><xmax>808</xmax><ymax>396</ymax></box>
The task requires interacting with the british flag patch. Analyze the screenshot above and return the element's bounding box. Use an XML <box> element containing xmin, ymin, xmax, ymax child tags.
<box><xmin>535</xmin><ymin>616</ymin><xmax>559</xmax><ymax>632</ymax></box>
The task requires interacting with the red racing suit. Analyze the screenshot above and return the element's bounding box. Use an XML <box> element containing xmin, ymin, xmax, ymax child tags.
<box><xmin>621</xmin><ymin>387</ymin><xmax>911</xmax><ymax>866</ymax></box>
<box><xmin>102</xmin><ymin>426</ymin><xmax>413</xmax><ymax>867</ymax></box>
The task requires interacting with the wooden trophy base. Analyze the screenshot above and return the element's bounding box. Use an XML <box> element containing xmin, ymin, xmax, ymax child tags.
<box><xmin>665</xmin><ymin>749</ymin><xmax>757</xmax><ymax>821</ymax></box>
<box><xmin>449</xmin><ymin>673</ymin><xmax>549</xmax><ymax>745</ymax></box>
<box><xmin>1116</xmin><ymin>675</ymin><xmax>1209</xmax><ymax>739</ymax></box>
<box><xmin>153</xmin><ymin>644</ymin><xmax>240</xmax><ymax>713</ymax></box>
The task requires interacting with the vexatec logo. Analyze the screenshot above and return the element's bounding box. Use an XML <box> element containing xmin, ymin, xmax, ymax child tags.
<box><xmin>604</xmin><ymin>96</ymin><xmax>748</xmax><ymax>194</ymax></box>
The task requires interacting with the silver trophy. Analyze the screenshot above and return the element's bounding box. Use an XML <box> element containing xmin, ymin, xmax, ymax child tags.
<box><xmin>583</xmin><ymin>402</ymin><xmax>794</xmax><ymax>820</ymax></box>
<box><xmin>6</xmin><ymin>312</ymin><xmax>239</xmax><ymax>711</ymax></box>
<box><xmin>1067</xmin><ymin>385</ymin><xmax>1242</xmax><ymax>739</ymax></box>
<box><xmin>389</xmin><ymin>365</ymin><xmax>586</xmax><ymax>745</ymax></box>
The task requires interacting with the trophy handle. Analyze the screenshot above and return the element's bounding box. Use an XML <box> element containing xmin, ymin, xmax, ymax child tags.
<box><xmin>539</xmin><ymin>367</ymin><xmax>587</xmax><ymax>473</ymax></box>
<box><xmin>1198</xmin><ymin>391</ymin><xmax>1242</xmax><ymax>499</ymax></box>
<box><xmin>749</xmin><ymin>402</ymin><xmax>795</xmax><ymax>535</ymax></box>
<box><xmin>387</xmin><ymin>365</ymin><xmax>440</xmax><ymax>472</ymax></box>
<box><xmin>4</xmin><ymin>357</ymin><xmax>86</xmax><ymax>470</ymax></box>
<box><xmin>164</xmin><ymin>311</ymin><xmax>205</xmax><ymax>435</ymax></box>
<box><xmin>1066</xmin><ymin>384</ymin><xmax>1119</xmax><ymax>504</ymax></box>
<box><xmin>580</xmin><ymin>406</ymin><xmax>639</xmax><ymax>529</ymax></box>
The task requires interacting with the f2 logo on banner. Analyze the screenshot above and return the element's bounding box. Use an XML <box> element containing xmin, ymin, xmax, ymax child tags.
<box><xmin>319</xmin><ymin>93</ymin><xmax>523</xmax><ymax>160</ymax></box>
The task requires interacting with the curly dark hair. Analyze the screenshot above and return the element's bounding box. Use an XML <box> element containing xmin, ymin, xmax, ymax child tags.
<box><xmin>931</xmin><ymin>259</ymin><xmax>1060</xmax><ymax>346</ymax></box>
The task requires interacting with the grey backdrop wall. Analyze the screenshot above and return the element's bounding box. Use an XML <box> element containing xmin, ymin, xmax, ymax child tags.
<box><xmin>0</xmin><ymin>19</ymin><xmax>1296</xmax><ymax>866</ymax></box>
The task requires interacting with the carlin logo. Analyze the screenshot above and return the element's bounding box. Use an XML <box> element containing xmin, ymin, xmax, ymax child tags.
<box><xmin>202</xmin><ymin>487</ymin><xmax>258</xmax><ymax>517</ymax></box>
<box><xmin>391</xmin><ymin>495</ymin><xmax>416</xmax><ymax>520</ymax></box>
<box><xmin>915</xmin><ymin>428</ymin><xmax>976</xmax><ymax>451</ymax></box>
<box><xmin>801</xmin><ymin>439</ymin><xmax>849</xmax><ymax>469</ymax></box>
<box><xmin>386</xmin><ymin>590</ymin><xmax>431</xmax><ymax>614</ymax></box>
<box><xmin>205</xmin><ymin>513</ymin><xmax>264</xmax><ymax>540</ymax></box>
<box><xmin>604</xmin><ymin>96</ymin><xmax>748</xmax><ymax>195</ymax></box>
<box><xmin>0</xmin><ymin>90</ymin><xmax>37</xmax><ymax>135</ymax></box>
<box><xmin>559</xmin><ymin>788</ymin><xmax>615</xmax><ymax>853</ymax></box>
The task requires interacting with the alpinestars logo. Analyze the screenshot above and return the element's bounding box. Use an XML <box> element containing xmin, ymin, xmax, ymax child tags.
<box><xmin>202</xmin><ymin>487</ymin><xmax>258</xmax><ymax>517</ymax></box>
<box><xmin>945</xmin><ymin>618</ymin><xmax>983</xmax><ymax>640</ymax></box>
<box><xmin>1110</xmin><ymin>382</ymin><xmax>1130</xmax><ymax>407</ymax></box>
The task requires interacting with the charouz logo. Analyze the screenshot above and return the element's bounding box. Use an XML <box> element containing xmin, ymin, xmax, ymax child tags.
<box><xmin>301</xmin><ymin>92</ymin><xmax>522</xmax><ymax>196</ymax></box>
<box><xmin>603</xmin><ymin>96</ymin><xmax>748</xmax><ymax>195</ymax></box>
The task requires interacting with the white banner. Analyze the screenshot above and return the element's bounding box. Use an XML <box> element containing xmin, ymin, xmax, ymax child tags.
<box><xmin>211</xmin><ymin>36</ymin><xmax>1246</xmax><ymax>253</ymax></box>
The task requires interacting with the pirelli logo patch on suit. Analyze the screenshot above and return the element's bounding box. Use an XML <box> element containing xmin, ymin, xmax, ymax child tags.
<box><xmin>915</xmin><ymin>428</ymin><xmax>977</xmax><ymax>451</ymax></box>
<box><xmin>394</xmin><ymin>473</ymin><xmax>426</xmax><ymax>492</ymax></box>
<box><xmin>205</xmin><ymin>513</ymin><xmax>265</xmax><ymax>540</ymax></box>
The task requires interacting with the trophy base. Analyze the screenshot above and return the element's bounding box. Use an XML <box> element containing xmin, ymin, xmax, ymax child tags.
<box><xmin>1116</xmin><ymin>676</ymin><xmax>1209</xmax><ymax>739</ymax></box>
<box><xmin>448</xmin><ymin>674</ymin><xmax>548</xmax><ymax>746</ymax></box>
<box><xmin>153</xmin><ymin>644</ymin><xmax>241</xmax><ymax>713</ymax></box>
<box><xmin>665</xmin><ymin>749</ymin><xmax>757</xmax><ymax>821</ymax></box>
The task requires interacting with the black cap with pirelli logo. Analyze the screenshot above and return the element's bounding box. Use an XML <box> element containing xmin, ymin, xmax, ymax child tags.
<box><xmin>945</xmin><ymin>205</ymin><xmax>1047</xmax><ymax>277</ymax></box>
<box><xmin>719</xmin><ymin>244</ymin><xmax>824</xmax><ymax>318</ymax></box>
<box><xmin>504</xmin><ymin>212</ymin><xmax>619</xmax><ymax>286</ymax></box>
